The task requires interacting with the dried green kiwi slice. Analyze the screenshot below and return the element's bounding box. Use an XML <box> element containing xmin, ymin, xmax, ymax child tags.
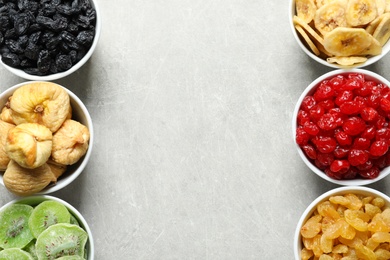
<box><xmin>0</xmin><ymin>204</ymin><xmax>34</xmax><ymax>249</ymax></box>
<box><xmin>0</xmin><ymin>248</ymin><xmax>34</xmax><ymax>260</ymax></box>
<box><xmin>28</xmin><ymin>201</ymin><xmax>71</xmax><ymax>239</ymax></box>
<box><xmin>35</xmin><ymin>223</ymin><xmax>88</xmax><ymax>260</ymax></box>
<box><xmin>56</xmin><ymin>256</ymin><xmax>85</xmax><ymax>260</ymax></box>
<box><xmin>23</xmin><ymin>240</ymin><xmax>37</xmax><ymax>260</ymax></box>
<box><xmin>69</xmin><ymin>214</ymin><xmax>80</xmax><ymax>227</ymax></box>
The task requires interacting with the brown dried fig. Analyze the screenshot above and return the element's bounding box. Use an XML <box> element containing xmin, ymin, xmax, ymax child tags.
<box><xmin>51</xmin><ymin>120</ymin><xmax>90</xmax><ymax>165</ymax></box>
<box><xmin>3</xmin><ymin>160</ymin><xmax>56</xmax><ymax>196</ymax></box>
<box><xmin>10</xmin><ymin>82</ymin><xmax>70</xmax><ymax>132</ymax></box>
<box><xmin>1</xmin><ymin>97</ymin><xmax>14</xmax><ymax>124</ymax></box>
<box><xmin>47</xmin><ymin>159</ymin><xmax>67</xmax><ymax>180</ymax></box>
<box><xmin>5</xmin><ymin>123</ymin><xmax>52</xmax><ymax>169</ymax></box>
<box><xmin>0</xmin><ymin>120</ymin><xmax>15</xmax><ymax>170</ymax></box>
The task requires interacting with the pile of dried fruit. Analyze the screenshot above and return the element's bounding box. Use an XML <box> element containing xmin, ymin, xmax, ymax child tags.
<box><xmin>296</xmin><ymin>73</ymin><xmax>390</xmax><ymax>180</ymax></box>
<box><xmin>0</xmin><ymin>81</ymin><xmax>90</xmax><ymax>196</ymax></box>
<box><xmin>0</xmin><ymin>0</ymin><xmax>96</xmax><ymax>76</ymax></box>
<box><xmin>0</xmin><ymin>200</ymin><xmax>89</xmax><ymax>259</ymax></box>
<box><xmin>293</xmin><ymin>0</ymin><xmax>390</xmax><ymax>66</ymax></box>
<box><xmin>300</xmin><ymin>193</ymin><xmax>390</xmax><ymax>259</ymax></box>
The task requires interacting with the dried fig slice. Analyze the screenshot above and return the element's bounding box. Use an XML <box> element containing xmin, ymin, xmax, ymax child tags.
<box><xmin>10</xmin><ymin>82</ymin><xmax>70</xmax><ymax>133</ymax></box>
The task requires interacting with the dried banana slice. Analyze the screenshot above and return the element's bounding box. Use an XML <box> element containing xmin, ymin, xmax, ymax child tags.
<box><xmin>386</xmin><ymin>0</ymin><xmax>390</xmax><ymax>12</ymax></box>
<box><xmin>314</xmin><ymin>2</ymin><xmax>348</xmax><ymax>36</ymax></box>
<box><xmin>5</xmin><ymin>123</ymin><xmax>52</xmax><ymax>169</ymax></box>
<box><xmin>358</xmin><ymin>34</ymin><xmax>382</xmax><ymax>55</ymax></box>
<box><xmin>323</xmin><ymin>27</ymin><xmax>372</xmax><ymax>56</ymax></box>
<box><xmin>377</xmin><ymin>0</ymin><xmax>386</xmax><ymax>15</ymax></box>
<box><xmin>373</xmin><ymin>12</ymin><xmax>390</xmax><ymax>45</ymax></box>
<box><xmin>0</xmin><ymin>120</ymin><xmax>15</xmax><ymax>170</ymax></box>
<box><xmin>327</xmin><ymin>56</ymin><xmax>368</xmax><ymax>66</ymax></box>
<box><xmin>296</xmin><ymin>0</ymin><xmax>317</xmax><ymax>23</ymax></box>
<box><xmin>3</xmin><ymin>160</ymin><xmax>56</xmax><ymax>196</ymax></box>
<box><xmin>294</xmin><ymin>15</ymin><xmax>325</xmax><ymax>46</ymax></box>
<box><xmin>295</xmin><ymin>24</ymin><xmax>321</xmax><ymax>55</ymax></box>
<box><xmin>366</xmin><ymin>13</ymin><xmax>385</xmax><ymax>34</ymax></box>
<box><xmin>10</xmin><ymin>82</ymin><xmax>70</xmax><ymax>133</ymax></box>
<box><xmin>51</xmin><ymin>120</ymin><xmax>90</xmax><ymax>165</ymax></box>
<box><xmin>346</xmin><ymin>0</ymin><xmax>378</xmax><ymax>27</ymax></box>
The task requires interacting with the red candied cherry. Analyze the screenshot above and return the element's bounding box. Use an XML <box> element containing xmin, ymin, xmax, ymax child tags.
<box><xmin>376</xmin><ymin>127</ymin><xmax>390</xmax><ymax>142</ymax></box>
<box><xmin>348</xmin><ymin>149</ymin><xmax>369</xmax><ymax>166</ymax></box>
<box><xmin>380</xmin><ymin>97</ymin><xmax>390</xmax><ymax>112</ymax></box>
<box><xmin>369</xmin><ymin>140</ymin><xmax>389</xmax><ymax>157</ymax></box>
<box><xmin>361</xmin><ymin>125</ymin><xmax>376</xmax><ymax>140</ymax></box>
<box><xmin>302</xmin><ymin>144</ymin><xmax>317</xmax><ymax>160</ymax></box>
<box><xmin>334</xmin><ymin>146</ymin><xmax>350</xmax><ymax>158</ymax></box>
<box><xmin>330</xmin><ymin>160</ymin><xmax>350</xmax><ymax>174</ymax></box>
<box><xmin>343</xmin><ymin>167</ymin><xmax>358</xmax><ymax>179</ymax></box>
<box><xmin>329</xmin><ymin>108</ymin><xmax>346</xmax><ymax>126</ymax></box>
<box><xmin>325</xmin><ymin>168</ymin><xmax>344</xmax><ymax>180</ymax></box>
<box><xmin>314</xmin><ymin>82</ymin><xmax>335</xmax><ymax>102</ymax></box>
<box><xmin>317</xmin><ymin>113</ymin><xmax>338</xmax><ymax>131</ymax></box>
<box><xmin>297</xmin><ymin>110</ymin><xmax>310</xmax><ymax>126</ymax></box>
<box><xmin>313</xmin><ymin>136</ymin><xmax>337</xmax><ymax>153</ymax></box>
<box><xmin>335</xmin><ymin>90</ymin><xmax>354</xmax><ymax>106</ymax></box>
<box><xmin>355</xmin><ymin>81</ymin><xmax>375</xmax><ymax>96</ymax></box>
<box><xmin>309</xmin><ymin>104</ymin><xmax>325</xmax><ymax>122</ymax></box>
<box><xmin>316</xmin><ymin>152</ymin><xmax>334</xmax><ymax>167</ymax></box>
<box><xmin>360</xmin><ymin>107</ymin><xmax>378</xmax><ymax>122</ymax></box>
<box><xmin>352</xmin><ymin>137</ymin><xmax>370</xmax><ymax>150</ymax></box>
<box><xmin>373</xmin><ymin>156</ymin><xmax>387</xmax><ymax>169</ymax></box>
<box><xmin>356</xmin><ymin>160</ymin><xmax>373</xmax><ymax>171</ymax></box>
<box><xmin>335</xmin><ymin>130</ymin><xmax>353</xmax><ymax>146</ymax></box>
<box><xmin>375</xmin><ymin>115</ymin><xmax>388</xmax><ymax>129</ymax></box>
<box><xmin>296</xmin><ymin>126</ymin><xmax>310</xmax><ymax>146</ymax></box>
<box><xmin>343</xmin><ymin>116</ymin><xmax>366</xmax><ymax>136</ymax></box>
<box><xmin>301</xmin><ymin>96</ymin><xmax>316</xmax><ymax>112</ymax></box>
<box><xmin>385</xmin><ymin>152</ymin><xmax>390</xmax><ymax>166</ymax></box>
<box><xmin>366</xmin><ymin>94</ymin><xmax>381</xmax><ymax>109</ymax></box>
<box><xmin>354</xmin><ymin>96</ymin><xmax>366</xmax><ymax>110</ymax></box>
<box><xmin>329</xmin><ymin>75</ymin><xmax>345</xmax><ymax>91</ymax></box>
<box><xmin>318</xmin><ymin>99</ymin><xmax>335</xmax><ymax>111</ymax></box>
<box><xmin>303</xmin><ymin>121</ymin><xmax>320</xmax><ymax>136</ymax></box>
<box><xmin>343</xmin><ymin>75</ymin><xmax>363</xmax><ymax>91</ymax></box>
<box><xmin>340</xmin><ymin>100</ymin><xmax>361</xmax><ymax>115</ymax></box>
<box><xmin>359</xmin><ymin>166</ymin><xmax>380</xmax><ymax>179</ymax></box>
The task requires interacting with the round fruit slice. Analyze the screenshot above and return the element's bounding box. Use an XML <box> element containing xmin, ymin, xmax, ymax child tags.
<box><xmin>324</xmin><ymin>27</ymin><xmax>372</xmax><ymax>56</ymax></box>
<box><xmin>296</xmin><ymin>0</ymin><xmax>317</xmax><ymax>23</ymax></box>
<box><xmin>315</xmin><ymin>2</ymin><xmax>348</xmax><ymax>36</ymax></box>
<box><xmin>0</xmin><ymin>204</ymin><xmax>34</xmax><ymax>249</ymax></box>
<box><xmin>346</xmin><ymin>0</ymin><xmax>378</xmax><ymax>26</ymax></box>
<box><xmin>35</xmin><ymin>223</ymin><xmax>88</xmax><ymax>260</ymax></box>
<box><xmin>373</xmin><ymin>12</ymin><xmax>390</xmax><ymax>45</ymax></box>
<box><xmin>56</xmin><ymin>256</ymin><xmax>85</xmax><ymax>260</ymax></box>
<box><xmin>327</xmin><ymin>56</ymin><xmax>368</xmax><ymax>66</ymax></box>
<box><xmin>28</xmin><ymin>200</ymin><xmax>71</xmax><ymax>239</ymax></box>
<box><xmin>295</xmin><ymin>24</ymin><xmax>321</xmax><ymax>55</ymax></box>
<box><xmin>0</xmin><ymin>248</ymin><xmax>34</xmax><ymax>260</ymax></box>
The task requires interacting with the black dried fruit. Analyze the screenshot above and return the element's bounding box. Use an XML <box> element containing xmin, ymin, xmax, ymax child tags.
<box><xmin>2</xmin><ymin>52</ymin><xmax>20</xmax><ymax>67</ymax></box>
<box><xmin>0</xmin><ymin>0</ymin><xmax>97</xmax><ymax>76</ymax></box>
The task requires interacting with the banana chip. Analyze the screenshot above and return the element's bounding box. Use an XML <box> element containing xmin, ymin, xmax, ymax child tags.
<box><xmin>296</xmin><ymin>0</ymin><xmax>317</xmax><ymax>23</ymax></box>
<box><xmin>293</xmin><ymin>0</ymin><xmax>390</xmax><ymax>66</ymax></box>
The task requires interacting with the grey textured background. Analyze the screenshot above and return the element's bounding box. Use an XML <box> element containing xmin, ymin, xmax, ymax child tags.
<box><xmin>1</xmin><ymin>1</ymin><xmax>390</xmax><ymax>259</ymax></box>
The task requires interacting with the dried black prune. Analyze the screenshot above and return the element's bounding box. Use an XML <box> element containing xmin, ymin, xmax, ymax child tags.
<box><xmin>2</xmin><ymin>52</ymin><xmax>20</xmax><ymax>67</ymax></box>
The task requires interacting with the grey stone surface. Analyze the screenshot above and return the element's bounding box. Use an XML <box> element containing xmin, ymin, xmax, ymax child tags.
<box><xmin>2</xmin><ymin>1</ymin><xmax>390</xmax><ymax>259</ymax></box>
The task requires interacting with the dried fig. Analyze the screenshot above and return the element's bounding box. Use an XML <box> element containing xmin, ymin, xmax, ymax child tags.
<box><xmin>5</xmin><ymin>123</ymin><xmax>52</xmax><ymax>169</ymax></box>
<box><xmin>51</xmin><ymin>120</ymin><xmax>90</xmax><ymax>165</ymax></box>
<box><xmin>47</xmin><ymin>159</ymin><xmax>67</xmax><ymax>180</ymax></box>
<box><xmin>3</xmin><ymin>160</ymin><xmax>56</xmax><ymax>196</ymax></box>
<box><xmin>0</xmin><ymin>120</ymin><xmax>15</xmax><ymax>170</ymax></box>
<box><xmin>10</xmin><ymin>82</ymin><xmax>70</xmax><ymax>132</ymax></box>
<box><xmin>1</xmin><ymin>97</ymin><xmax>14</xmax><ymax>124</ymax></box>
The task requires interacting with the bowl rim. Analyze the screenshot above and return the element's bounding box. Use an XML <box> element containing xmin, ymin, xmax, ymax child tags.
<box><xmin>288</xmin><ymin>0</ymin><xmax>390</xmax><ymax>69</ymax></box>
<box><xmin>0</xmin><ymin>0</ymin><xmax>101</xmax><ymax>81</ymax></box>
<box><xmin>294</xmin><ymin>186</ymin><xmax>390</xmax><ymax>259</ymax></box>
<box><xmin>0</xmin><ymin>195</ymin><xmax>94</xmax><ymax>260</ymax></box>
<box><xmin>292</xmin><ymin>68</ymin><xmax>390</xmax><ymax>186</ymax></box>
<box><xmin>0</xmin><ymin>81</ymin><xmax>94</xmax><ymax>194</ymax></box>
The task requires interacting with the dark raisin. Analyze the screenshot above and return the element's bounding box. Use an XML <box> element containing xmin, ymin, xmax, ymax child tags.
<box><xmin>23</xmin><ymin>67</ymin><xmax>43</xmax><ymax>75</ymax></box>
<box><xmin>74</xmin><ymin>15</ymin><xmax>89</xmax><ymax>28</ymax></box>
<box><xmin>45</xmin><ymin>35</ymin><xmax>60</xmax><ymax>50</ymax></box>
<box><xmin>5</xmin><ymin>39</ymin><xmax>23</xmax><ymax>54</ymax></box>
<box><xmin>0</xmin><ymin>32</ymin><xmax>3</xmax><ymax>44</ymax></box>
<box><xmin>56</xmin><ymin>4</ymin><xmax>75</xmax><ymax>16</ymax></box>
<box><xmin>76</xmin><ymin>30</ymin><xmax>93</xmax><ymax>46</ymax></box>
<box><xmin>51</xmin><ymin>16</ymin><xmax>68</xmax><ymax>31</ymax></box>
<box><xmin>0</xmin><ymin>16</ymin><xmax>11</xmax><ymax>32</ymax></box>
<box><xmin>61</xmin><ymin>30</ymin><xmax>75</xmax><ymax>43</ymax></box>
<box><xmin>67</xmin><ymin>22</ymin><xmax>78</xmax><ymax>33</ymax></box>
<box><xmin>2</xmin><ymin>52</ymin><xmax>20</xmax><ymax>66</ymax></box>
<box><xmin>69</xmin><ymin>49</ymin><xmax>76</xmax><ymax>62</ymax></box>
<box><xmin>20</xmin><ymin>58</ymin><xmax>33</xmax><ymax>67</ymax></box>
<box><xmin>24</xmin><ymin>43</ymin><xmax>39</xmax><ymax>60</ymax></box>
<box><xmin>17</xmin><ymin>34</ymin><xmax>28</xmax><ymax>48</ymax></box>
<box><xmin>14</xmin><ymin>13</ymin><xmax>30</xmax><ymax>35</ymax></box>
<box><xmin>4</xmin><ymin>28</ymin><xmax>17</xmax><ymax>39</ymax></box>
<box><xmin>37</xmin><ymin>49</ymin><xmax>51</xmax><ymax>72</ymax></box>
<box><xmin>55</xmin><ymin>54</ymin><xmax>71</xmax><ymax>71</ymax></box>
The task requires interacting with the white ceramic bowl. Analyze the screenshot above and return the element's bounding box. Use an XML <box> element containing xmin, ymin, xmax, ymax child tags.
<box><xmin>0</xmin><ymin>195</ymin><xmax>94</xmax><ymax>259</ymax></box>
<box><xmin>289</xmin><ymin>0</ymin><xmax>390</xmax><ymax>68</ymax></box>
<box><xmin>292</xmin><ymin>69</ymin><xmax>390</xmax><ymax>186</ymax></box>
<box><xmin>294</xmin><ymin>186</ymin><xmax>390</xmax><ymax>259</ymax></box>
<box><xmin>0</xmin><ymin>0</ymin><xmax>101</xmax><ymax>81</ymax></box>
<box><xmin>0</xmin><ymin>81</ymin><xmax>93</xmax><ymax>194</ymax></box>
